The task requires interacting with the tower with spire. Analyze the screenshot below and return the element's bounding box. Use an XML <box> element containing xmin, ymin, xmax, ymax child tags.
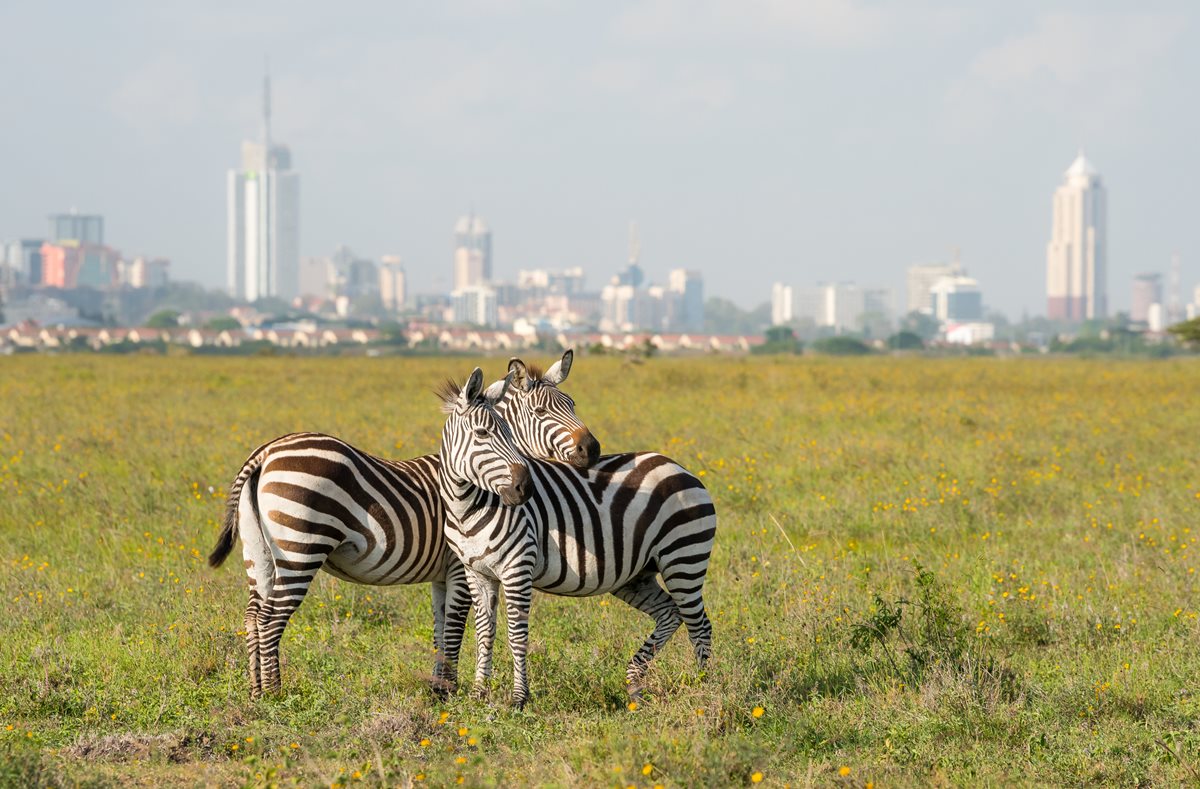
<box><xmin>1045</xmin><ymin>151</ymin><xmax>1106</xmax><ymax>321</ymax></box>
<box><xmin>226</xmin><ymin>63</ymin><xmax>300</xmax><ymax>302</ymax></box>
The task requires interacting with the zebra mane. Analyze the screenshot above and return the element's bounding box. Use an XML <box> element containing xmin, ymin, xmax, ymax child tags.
<box><xmin>435</xmin><ymin>379</ymin><xmax>462</xmax><ymax>413</ymax></box>
<box><xmin>524</xmin><ymin>363</ymin><xmax>545</xmax><ymax>383</ymax></box>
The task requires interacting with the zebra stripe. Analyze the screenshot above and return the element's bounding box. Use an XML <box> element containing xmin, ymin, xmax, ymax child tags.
<box><xmin>209</xmin><ymin>360</ymin><xmax>588</xmax><ymax>700</ymax></box>
<box><xmin>439</xmin><ymin>384</ymin><xmax>717</xmax><ymax>708</ymax></box>
<box><xmin>500</xmin><ymin>350</ymin><xmax>600</xmax><ymax>470</ymax></box>
<box><xmin>208</xmin><ymin>431</ymin><xmax>470</xmax><ymax>698</ymax></box>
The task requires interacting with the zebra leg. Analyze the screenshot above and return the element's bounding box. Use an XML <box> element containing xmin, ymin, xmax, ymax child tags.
<box><xmin>660</xmin><ymin>567</ymin><xmax>713</xmax><ymax>672</ymax></box>
<box><xmin>430</xmin><ymin>579</ymin><xmax>450</xmax><ymax>696</ymax></box>
<box><xmin>465</xmin><ymin>568</ymin><xmax>500</xmax><ymax>700</ymax></box>
<box><xmin>440</xmin><ymin>560</ymin><xmax>472</xmax><ymax>696</ymax></box>
<box><xmin>257</xmin><ymin>549</ymin><xmax>331</xmax><ymax>695</ymax></box>
<box><xmin>611</xmin><ymin>572</ymin><xmax>682</xmax><ymax>696</ymax></box>
<box><xmin>500</xmin><ymin>570</ymin><xmax>534</xmax><ymax>709</ymax></box>
<box><xmin>239</xmin><ymin>488</ymin><xmax>275</xmax><ymax>699</ymax></box>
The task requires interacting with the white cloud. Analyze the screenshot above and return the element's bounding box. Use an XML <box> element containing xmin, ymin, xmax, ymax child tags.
<box><xmin>945</xmin><ymin>11</ymin><xmax>1182</xmax><ymax>136</ymax></box>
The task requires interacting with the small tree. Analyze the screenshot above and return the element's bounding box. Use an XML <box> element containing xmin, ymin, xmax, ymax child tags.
<box><xmin>900</xmin><ymin>311</ymin><xmax>940</xmax><ymax>341</ymax></box>
<box><xmin>812</xmin><ymin>336</ymin><xmax>871</xmax><ymax>356</ymax></box>
<box><xmin>1169</xmin><ymin>317</ymin><xmax>1200</xmax><ymax>346</ymax></box>
<box><xmin>377</xmin><ymin>321</ymin><xmax>407</xmax><ymax>345</ymax></box>
<box><xmin>887</xmin><ymin>330</ymin><xmax>924</xmax><ymax>350</ymax></box>
<box><xmin>751</xmin><ymin>325</ymin><xmax>803</xmax><ymax>355</ymax></box>
<box><xmin>204</xmin><ymin>316</ymin><xmax>241</xmax><ymax>331</ymax></box>
<box><xmin>145</xmin><ymin>309</ymin><xmax>180</xmax><ymax>329</ymax></box>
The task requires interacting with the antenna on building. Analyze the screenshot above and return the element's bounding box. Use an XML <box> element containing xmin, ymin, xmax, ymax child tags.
<box><xmin>951</xmin><ymin>246</ymin><xmax>962</xmax><ymax>274</ymax></box>
<box><xmin>628</xmin><ymin>221</ymin><xmax>640</xmax><ymax>266</ymax></box>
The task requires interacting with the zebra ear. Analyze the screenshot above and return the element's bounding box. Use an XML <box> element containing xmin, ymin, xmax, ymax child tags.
<box><xmin>544</xmin><ymin>348</ymin><xmax>573</xmax><ymax>386</ymax></box>
<box><xmin>461</xmin><ymin>367</ymin><xmax>485</xmax><ymax>405</ymax></box>
<box><xmin>508</xmin><ymin>357</ymin><xmax>531</xmax><ymax>392</ymax></box>
<box><xmin>483</xmin><ymin>372</ymin><xmax>513</xmax><ymax>405</ymax></box>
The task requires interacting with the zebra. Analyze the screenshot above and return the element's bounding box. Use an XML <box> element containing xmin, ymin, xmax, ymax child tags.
<box><xmin>499</xmin><ymin>349</ymin><xmax>599</xmax><ymax>470</ymax></box>
<box><xmin>438</xmin><ymin>373</ymin><xmax>718</xmax><ymax>708</ymax></box>
<box><xmin>206</xmin><ymin>358</ymin><xmax>596</xmax><ymax>699</ymax></box>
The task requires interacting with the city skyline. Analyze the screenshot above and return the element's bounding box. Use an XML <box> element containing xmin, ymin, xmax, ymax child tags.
<box><xmin>1</xmin><ymin>3</ymin><xmax>1197</xmax><ymax>316</ymax></box>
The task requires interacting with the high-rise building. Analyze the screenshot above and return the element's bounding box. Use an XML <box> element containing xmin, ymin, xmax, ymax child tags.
<box><xmin>452</xmin><ymin>286</ymin><xmax>498</xmax><ymax>327</ymax></box>
<box><xmin>116</xmin><ymin>257</ymin><xmax>170</xmax><ymax>289</ymax></box>
<box><xmin>771</xmin><ymin>283</ymin><xmax>793</xmax><ymax>325</ymax></box>
<box><xmin>906</xmin><ymin>262</ymin><xmax>959</xmax><ymax>315</ymax></box>
<box><xmin>788</xmin><ymin>283</ymin><xmax>892</xmax><ymax>333</ymax></box>
<box><xmin>379</xmin><ymin>255</ymin><xmax>406</xmax><ymax>312</ymax></box>
<box><xmin>1046</xmin><ymin>152</ymin><xmax>1106</xmax><ymax>321</ymax></box>
<box><xmin>930</xmin><ymin>275</ymin><xmax>983</xmax><ymax>322</ymax></box>
<box><xmin>298</xmin><ymin>256</ymin><xmax>332</xmax><ymax>300</ymax></box>
<box><xmin>453</xmin><ymin>215</ymin><xmax>491</xmax><ymax>291</ymax></box>
<box><xmin>668</xmin><ymin>269</ymin><xmax>704</xmax><ymax>332</ymax></box>
<box><xmin>48</xmin><ymin>212</ymin><xmax>104</xmax><ymax>244</ymax></box>
<box><xmin>227</xmin><ymin>70</ymin><xmax>300</xmax><ymax>303</ymax></box>
<box><xmin>39</xmin><ymin>241</ymin><xmax>119</xmax><ymax>289</ymax></box>
<box><xmin>1131</xmin><ymin>273</ymin><xmax>1162</xmax><ymax>324</ymax></box>
<box><xmin>2</xmin><ymin>240</ymin><xmax>45</xmax><ymax>286</ymax></box>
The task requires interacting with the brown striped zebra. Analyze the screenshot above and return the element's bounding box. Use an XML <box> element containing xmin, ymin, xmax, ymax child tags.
<box><xmin>207</xmin><ymin>357</ymin><xmax>597</xmax><ymax>699</ymax></box>
<box><xmin>438</xmin><ymin>374</ymin><xmax>717</xmax><ymax>709</ymax></box>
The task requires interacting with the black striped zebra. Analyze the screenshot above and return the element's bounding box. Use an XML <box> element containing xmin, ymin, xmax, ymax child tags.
<box><xmin>438</xmin><ymin>374</ymin><xmax>717</xmax><ymax>708</ymax></box>
<box><xmin>207</xmin><ymin>359</ymin><xmax>594</xmax><ymax>699</ymax></box>
<box><xmin>501</xmin><ymin>350</ymin><xmax>599</xmax><ymax>470</ymax></box>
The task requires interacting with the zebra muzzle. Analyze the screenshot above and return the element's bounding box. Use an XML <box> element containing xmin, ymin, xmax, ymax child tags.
<box><xmin>568</xmin><ymin>428</ymin><xmax>601</xmax><ymax>469</ymax></box>
<box><xmin>501</xmin><ymin>462</ymin><xmax>531</xmax><ymax>506</ymax></box>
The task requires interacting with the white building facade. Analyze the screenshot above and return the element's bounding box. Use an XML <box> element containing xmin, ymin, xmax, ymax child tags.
<box><xmin>771</xmin><ymin>283</ymin><xmax>793</xmax><ymax>325</ymax></box>
<box><xmin>227</xmin><ymin>75</ymin><xmax>300</xmax><ymax>303</ymax></box>
<box><xmin>1046</xmin><ymin>152</ymin><xmax>1106</xmax><ymax>321</ymax></box>
<box><xmin>906</xmin><ymin>262</ymin><xmax>960</xmax><ymax>315</ymax></box>
<box><xmin>453</xmin><ymin>215</ymin><xmax>492</xmax><ymax>291</ymax></box>
<box><xmin>379</xmin><ymin>256</ymin><xmax>407</xmax><ymax>312</ymax></box>
<box><xmin>452</xmin><ymin>286</ymin><xmax>498</xmax><ymax>327</ymax></box>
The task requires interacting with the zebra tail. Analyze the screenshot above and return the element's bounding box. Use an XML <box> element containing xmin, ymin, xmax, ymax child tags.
<box><xmin>208</xmin><ymin>448</ymin><xmax>267</xmax><ymax>568</ymax></box>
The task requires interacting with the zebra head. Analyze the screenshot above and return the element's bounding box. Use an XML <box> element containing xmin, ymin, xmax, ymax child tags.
<box><xmin>439</xmin><ymin>367</ymin><xmax>532</xmax><ymax>507</ymax></box>
<box><xmin>504</xmin><ymin>349</ymin><xmax>601</xmax><ymax>470</ymax></box>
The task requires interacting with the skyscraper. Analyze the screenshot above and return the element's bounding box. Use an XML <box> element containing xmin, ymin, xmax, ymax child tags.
<box><xmin>227</xmin><ymin>69</ymin><xmax>300</xmax><ymax>303</ymax></box>
<box><xmin>1046</xmin><ymin>152</ymin><xmax>1106</xmax><ymax>321</ymax></box>
<box><xmin>771</xmin><ymin>283</ymin><xmax>793</xmax><ymax>325</ymax></box>
<box><xmin>48</xmin><ymin>212</ymin><xmax>104</xmax><ymax>244</ymax></box>
<box><xmin>906</xmin><ymin>262</ymin><xmax>960</xmax><ymax>315</ymax></box>
<box><xmin>453</xmin><ymin>215</ymin><xmax>491</xmax><ymax>291</ymax></box>
<box><xmin>379</xmin><ymin>255</ymin><xmax>406</xmax><ymax>312</ymax></box>
<box><xmin>1131</xmin><ymin>273</ymin><xmax>1162</xmax><ymax>324</ymax></box>
<box><xmin>668</xmin><ymin>269</ymin><xmax>704</xmax><ymax>332</ymax></box>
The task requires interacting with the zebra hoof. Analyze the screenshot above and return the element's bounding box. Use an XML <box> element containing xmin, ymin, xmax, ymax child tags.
<box><xmin>512</xmin><ymin>697</ymin><xmax>528</xmax><ymax>711</ymax></box>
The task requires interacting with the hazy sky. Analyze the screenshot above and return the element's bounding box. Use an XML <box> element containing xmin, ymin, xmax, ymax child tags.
<box><xmin>2</xmin><ymin>1</ymin><xmax>1197</xmax><ymax>316</ymax></box>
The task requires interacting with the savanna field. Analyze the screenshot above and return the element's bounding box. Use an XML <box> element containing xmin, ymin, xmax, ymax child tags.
<box><xmin>2</xmin><ymin>355</ymin><xmax>1199</xmax><ymax>787</ymax></box>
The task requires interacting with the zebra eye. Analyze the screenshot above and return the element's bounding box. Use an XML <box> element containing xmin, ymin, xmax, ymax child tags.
<box><xmin>473</xmin><ymin>428</ymin><xmax>489</xmax><ymax>439</ymax></box>
<box><xmin>533</xmin><ymin>406</ymin><xmax>548</xmax><ymax>417</ymax></box>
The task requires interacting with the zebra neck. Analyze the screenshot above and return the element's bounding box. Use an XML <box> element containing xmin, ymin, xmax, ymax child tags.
<box><xmin>436</xmin><ymin>451</ymin><xmax>490</xmax><ymax>526</ymax></box>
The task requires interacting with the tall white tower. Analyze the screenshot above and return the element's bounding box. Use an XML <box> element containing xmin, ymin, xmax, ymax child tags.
<box><xmin>452</xmin><ymin>215</ymin><xmax>491</xmax><ymax>291</ymax></box>
<box><xmin>1046</xmin><ymin>152</ymin><xmax>1106</xmax><ymax>321</ymax></box>
<box><xmin>227</xmin><ymin>68</ymin><xmax>300</xmax><ymax>302</ymax></box>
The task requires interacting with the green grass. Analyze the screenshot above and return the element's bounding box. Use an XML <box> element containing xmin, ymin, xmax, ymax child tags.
<box><xmin>1</xmin><ymin>355</ymin><xmax>1198</xmax><ymax>786</ymax></box>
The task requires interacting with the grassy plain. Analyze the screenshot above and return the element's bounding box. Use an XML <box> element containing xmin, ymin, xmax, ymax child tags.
<box><xmin>1</xmin><ymin>355</ymin><xmax>1198</xmax><ymax>787</ymax></box>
